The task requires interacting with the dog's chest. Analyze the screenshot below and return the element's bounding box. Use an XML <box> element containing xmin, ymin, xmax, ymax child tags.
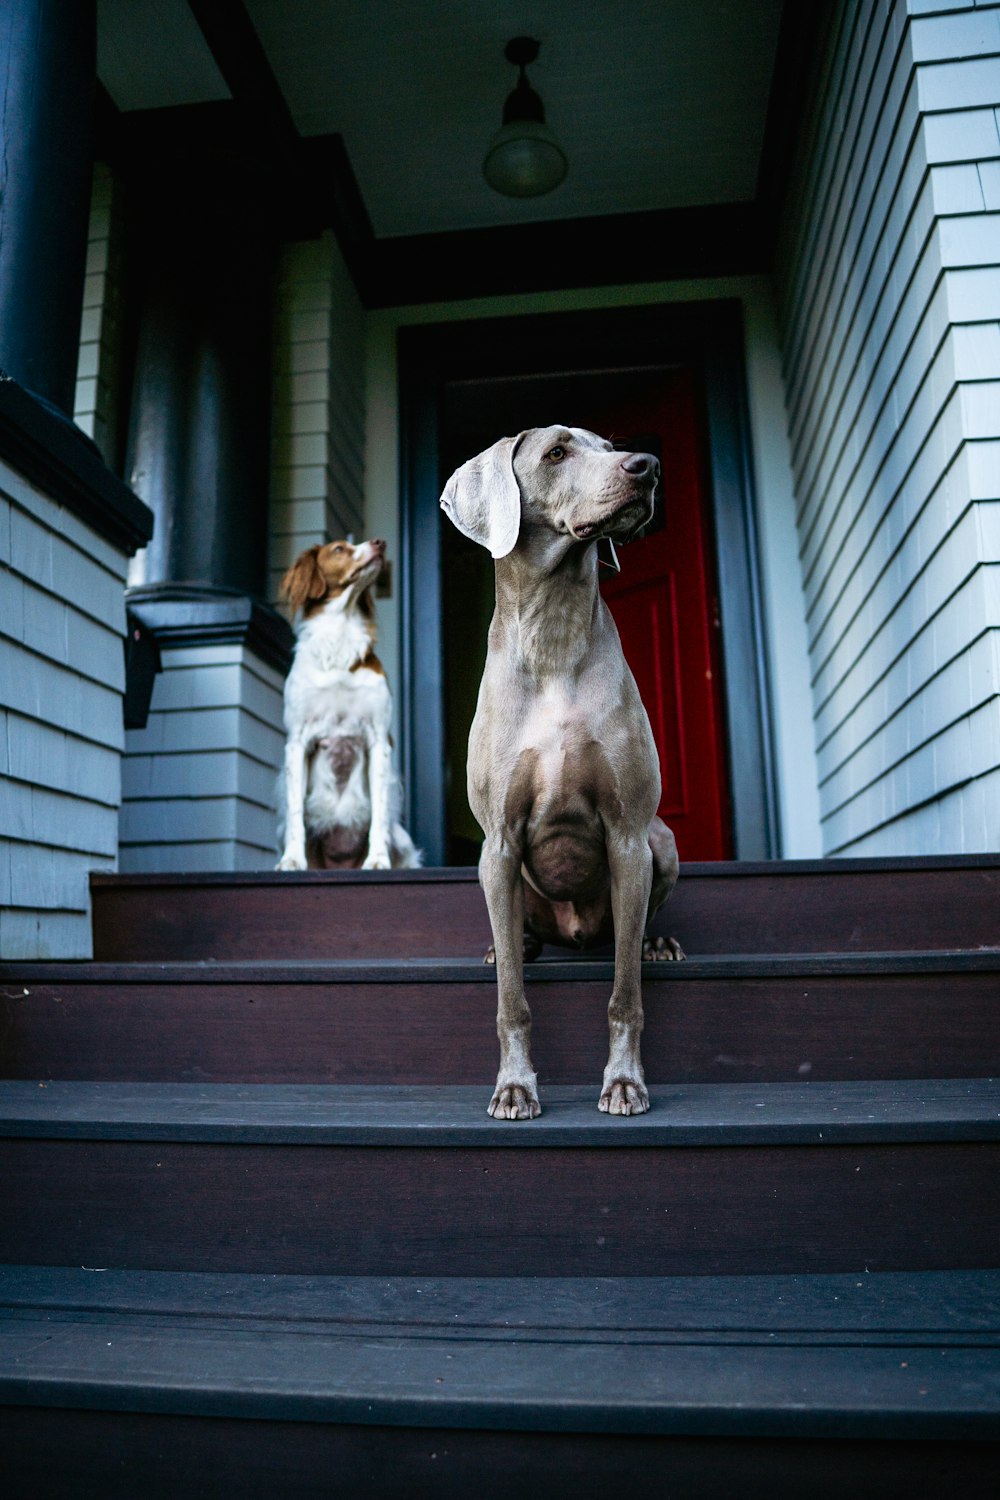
<box><xmin>285</xmin><ymin>612</ymin><xmax>390</xmax><ymax>740</ymax></box>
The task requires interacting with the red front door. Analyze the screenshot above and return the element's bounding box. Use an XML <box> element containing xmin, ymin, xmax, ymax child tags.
<box><xmin>590</xmin><ymin>371</ymin><xmax>732</xmax><ymax>861</ymax></box>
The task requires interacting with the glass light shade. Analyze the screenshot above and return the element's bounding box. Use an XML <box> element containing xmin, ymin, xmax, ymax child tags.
<box><xmin>483</xmin><ymin>120</ymin><xmax>568</xmax><ymax>197</ymax></box>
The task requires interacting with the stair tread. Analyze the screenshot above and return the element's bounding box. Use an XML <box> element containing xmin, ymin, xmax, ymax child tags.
<box><xmin>90</xmin><ymin>853</ymin><xmax>1000</xmax><ymax>885</ymax></box>
<box><xmin>3</xmin><ymin>949</ymin><xmax>998</xmax><ymax>983</ymax></box>
<box><xmin>1</xmin><ymin>1266</ymin><xmax>997</xmax><ymax>1436</ymax></box>
<box><xmin>4</xmin><ymin>1264</ymin><xmax>999</xmax><ymax>1336</ymax></box>
<box><xmin>2</xmin><ymin>1078</ymin><xmax>997</xmax><ymax>1145</ymax></box>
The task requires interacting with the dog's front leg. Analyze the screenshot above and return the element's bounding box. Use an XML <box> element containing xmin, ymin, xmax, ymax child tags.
<box><xmin>601</xmin><ymin>833</ymin><xmax>653</xmax><ymax>1115</ymax></box>
<box><xmin>277</xmin><ymin>737</ymin><xmax>309</xmax><ymax>870</ymax></box>
<box><xmin>480</xmin><ymin>835</ymin><xmax>539</xmax><ymax>1119</ymax></box>
<box><xmin>362</xmin><ymin>733</ymin><xmax>393</xmax><ymax>869</ymax></box>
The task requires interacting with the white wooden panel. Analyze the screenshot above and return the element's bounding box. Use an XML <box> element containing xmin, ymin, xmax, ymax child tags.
<box><xmin>4</xmin><ymin>496</ymin><xmax>127</xmax><ymax>623</ymax></box>
<box><xmin>119</xmin><ymin>840</ymin><xmax>244</xmax><ymax>876</ymax></box>
<box><xmin>980</xmin><ymin>160</ymin><xmax>1000</xmax><ymax>207</ymax></box>
<box><xmin>0</xmin><ymin>907</ymin><xmax>94</xmax><ymax>960</ymax></box>
<box><xmin>945</xmin><ymin>264</ymin><xmax>1000</xmax><ymax>317</ymax></box>
<box><xmin>918</xmin><ymin>56</ymin><xmax>1000</xmax><ymax>112</ymax></box>
<box><xmin>271</xmin><ymin>464</ymin><xmax>327</xmax><ymax>502</ymax></box>
<box><xmin>777</xmin><ymin>0</ymin><xmax>1000</xmax><ymax>854</ymax></box>
<box><xmin>794</xmin><ymin>165</ymin><xmax>939</xmax><ymax>538</ymax></box>
<box><xmin>267</xmin><ymin>231</ymin><xmax>367</xmax><ymax>609</ymax></box>
<box><xmin>921</xmin><ymin>106</ymin><xmax>1000</xmax><ymax>161</ymax></box>
<box><xmin>814</xmin><ymin>550</ymin><xmax>991</xmax><ymax>760</ymax></box>
<box><xmin>272</xmin><ymin>431</ymin><xmax>326</xmax><ymax>468</ymax></box>
<box><xmin>6</xmin><ymin>841</ymin><xmax>101</xmax><ymax>912</ymax></box>
<box><xmin>783</xmin><ymin>3</ymin><xmax>911</xmax><ymax>403</ymax></box>
<box><xmin>907</xmin><ymin>1</ymin><xmax>976</xmax><ymax>13</ymax></box>
<box><xmin>119</xmin><ymin>641</ymin><xmax>285</xmax><ymax>871</ymax></box>
<box><xmin>798</xmin><ymin>257</ymin><xmax>950</xmax><ymax>575</ymax></box>
<box><xmin>819</xmin><ymin>631</ymin><xmax>998</xmax><ymax>812</ymax></box>
<box><xmin>804</xmin><ymin>344</ymin><xmax>966</xmax><ymax>625</ymax></box>
<box><xmin>823</xmin><ymin>696</ymin><xmax>1000</xmax><ymax>849</ymax></box>
<box><xmin>0</xmin><ymin>640</ymin><xmax>124</xmax><ymax>751</ymax></box>
<box><xmin>814</xmin><ymin>501</ymin><xmax>989</xmax><ymax>730</ymax></box>
<box><xmin>275</xmin><ymin>401</ymin><xmax>327</xmax><ymax>436</ymax></box>
<box><xmin>930</xmin><ymin>162</ymin><xmax>988</xmax><ymax>212</ymax></box>
<box><xmin>910</xmin><ymin>7</ymin><xmax>1000</xmax><ymax>61</ymax></box>
<box><xmin>806</xmin><ymin>329</ymin><xmax>1000</xmax><ymax>662</ymax></box>
<box><xmin>5</xmin><ymin>714</ymin><xmax>120</xmax><ymax>804</ymax></box>
<box><xmin>118</xmin><ymin>795</ymin><xmax>274</xmax><ymax>847</ymax></box>
<box><xmin>122</xmin><ymin>749</ymin><xmax>277</xmax><ymax>806</ymax></box>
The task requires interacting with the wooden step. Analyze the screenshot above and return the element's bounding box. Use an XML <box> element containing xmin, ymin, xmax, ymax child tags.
<box><xmin>89</xmin><ymin>855</ymin><xmax>1000</xmax><ymax>961</ymax></box>
<box><xmin>1</xmin><ymin>1080</ymin><xmax>996</xmax><ymax>1277</ymax></box>
<box><xmin>2</xmin><ymin>952</ymin><xmax>998</xmax><ymax>1086</ymax></box>
<box><xmin>1</xmin><ymin>1267</ymin><xmax>997</xmax><ymax>1498</ymax></box>
<box><xmin>1</xmin><ymin>1265</ymin><xmax>997</xmax><ymax>1432</ymax></box>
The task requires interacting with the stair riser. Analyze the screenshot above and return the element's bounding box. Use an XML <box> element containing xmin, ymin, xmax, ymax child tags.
<box><xmin>90</xmin><ymin>866</ymin><xmax>1000</xmax><ymax>961</ymax></box>
<box><xmin>5</xmin><ymin>975</ymin><xmax>997</xmax><ymax>1085</ymax></box>
<box><xmin>3</xmin><ymin>1140</ymin><xmax>996</xmax><ymax>1277</ymax></box>
<box><xmin>5</xmin><ymin>1409</ymin><xmax>999</xmax><ymax>1500</ymax></box>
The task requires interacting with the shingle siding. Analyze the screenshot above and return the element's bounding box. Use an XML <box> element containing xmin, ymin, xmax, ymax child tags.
<box><xmin>0</xmin><ymin>460</ymin><xmax>128</xmax><ymax>958</ymax></box>
<box><xmin>73</xmin><ymin>162</ymin><xmax>125</xmax><ymax>468</ymax></box>
<box><xmin>267</xmin><ymin>232</ymin><xmax>367</xmax><ymax>605</ymax></box>
<box><xmin>776</xmin><ymin>0</ymin><xmax>1000</xmax><ymax>854</ymax></box>
<box><xmin>118</xmin><ymin>643</ymin><xmax>285</xmax><ymax>872</ymax></box>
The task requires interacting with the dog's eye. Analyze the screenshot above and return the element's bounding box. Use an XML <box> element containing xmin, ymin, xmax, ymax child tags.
<box><xmin>547</xmin><ymin>445</ymin><xmax>566</xmax><ymax>462</ymax></box>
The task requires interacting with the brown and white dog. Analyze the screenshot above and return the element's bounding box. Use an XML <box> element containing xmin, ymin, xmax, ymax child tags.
<box><xmin>276</xmin><ymin>538</ymin><xmax>420</xmax><ymax>871</ymax></box>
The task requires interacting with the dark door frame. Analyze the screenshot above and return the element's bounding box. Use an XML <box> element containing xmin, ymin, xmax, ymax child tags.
<box><xmin>398</xmin><ymin>299</ymin><xmax>779</xmax><ymax>866</ymax></box>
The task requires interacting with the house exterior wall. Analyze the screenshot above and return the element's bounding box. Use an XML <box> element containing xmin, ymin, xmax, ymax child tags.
<box><xmin>776</xmin><ymin>0</ymin><xmax>1000</xmax><ymax>855</ymax></box>
<box><xmin>0</xmin><ymin>457</ymin><xmax>127</xmax><ymax>957</ymax></box>
<box><xmin>267</xmin><ymin>231</ymin><xmax>366</xmax><ymax>605</ymax></box>
<box><xmin>119</xmin><ymin>641</ymin><xmax>284</xmax><ymax>872</ymax></box>
<box><xmin>73</xmin><ymin>161</ymin><xmax>125</xmax><ymax>469</ymax></box>
<box><xmin>366</xmin><ymin>277</ymin><xmax>824</xmax><ymax>859</ymax></box>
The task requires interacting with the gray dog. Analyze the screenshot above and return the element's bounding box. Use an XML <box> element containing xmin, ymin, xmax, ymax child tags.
<box><xmin>441</xmin><ymin>425</ymin><xmax>684</xmax><ymax>1121</ymax></box>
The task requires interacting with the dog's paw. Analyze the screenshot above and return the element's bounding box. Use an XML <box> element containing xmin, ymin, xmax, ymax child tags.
<box><xmin>488</xmin><ymin>1080</ymin><xmax>541</xmax><ymax>1120</ymax></box>
<box><xmin>276</xmin><ymin>852</ymin><xmax>307</xmax><ymax>872</ymax></box>
<box><xmin>642</xmin><ymin>934</ymin><xmax>685</xmax><ymax>962</ymax></box>
<box><xmin>362</xmin><ymin>851</ymin><xmax>391</xmax><ymax>870</ymax></box>
<box><xmin>483</xmin><ymin>934</ymin><xmax>541</xmax><ymax>966</ymax></box>
<box><xmin>598</xmin><ymin>1077</ymin><xmax>650</xmax><ymax>1116</ymax></box>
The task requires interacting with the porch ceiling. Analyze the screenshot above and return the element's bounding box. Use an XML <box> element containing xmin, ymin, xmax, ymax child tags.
<box><xmin>97</xmin><ymin>0</ymin><xmax>786</xmax><ymax>240</ymax></box>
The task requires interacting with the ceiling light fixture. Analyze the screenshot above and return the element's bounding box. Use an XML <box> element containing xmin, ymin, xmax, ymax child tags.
<box><xmin>483</xmin><ymin>37</ymin><xmax>568</xmax><ymax>199</ymax></box>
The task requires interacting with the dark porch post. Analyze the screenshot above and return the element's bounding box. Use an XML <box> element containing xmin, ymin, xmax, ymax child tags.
<box><xmin>0</xmin><ymin>0</ymin><xmax>96</xmax><ymax>414</ymax></box>
<box><xmin>126</xmin><ymin>169</ymin><xmax>274</xmax><ymax>599</ymax></box>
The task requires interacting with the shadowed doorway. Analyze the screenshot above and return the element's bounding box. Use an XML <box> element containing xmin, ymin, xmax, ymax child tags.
<box><xmin>440</xmin><ymin>366</ymin><xmax>733</xmax><ymax>866</ymax></box>
<box><xmin>398</xmin><ymin>302</ymin><xmax>777</xmax><ymax>868</ymax></box>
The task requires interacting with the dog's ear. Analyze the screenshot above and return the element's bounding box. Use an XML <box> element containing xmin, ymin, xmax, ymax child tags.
<box><xmin>280</xmin><ymin>546</ymin><xmax>327</xmax><ymax>615</ymax></box>
<box><xmin>439</xmin><ymin>434</ymin><xmax>525</xmax><ymax>559</ymax></box>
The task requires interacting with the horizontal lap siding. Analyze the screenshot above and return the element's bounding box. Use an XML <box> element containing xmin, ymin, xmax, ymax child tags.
<box><xmin>1</xmin><ymin>462</ymin><xmax>128</xmax><ymax>958</ymax></box>
<box><xmin>73</xmin><ymin>163</ymin><xmax>124</xmax><ymax>468</ymax></box>
<box><xmin>267</xmin><ymin>234</ymin><xmax>366</xmax><ymax>606</ymax></box>
<box><xmin>776</xmin><ymin>0</ymin><xmax>1000</xmax><ymax>855</ymax></box>
<box><xmin>118</xmin><ymin>645</ymin><xmax>285</xmax><ymax>872</ymax></box>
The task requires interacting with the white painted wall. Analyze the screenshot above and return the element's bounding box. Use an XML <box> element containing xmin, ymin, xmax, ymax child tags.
<box><xmin>776</xmin><ymin>0</ymin><xmax>1000</xmax><ymax>855</ymax></box>
<box><xmin>119</xmin><ymin>642</ymin><xmax>285</xmax><ymax>871</ymax></box>
<box><xmin>73</xmin><ymin>161</ymin><xmax>124</xmax><ymax>467</ymax></box>
<box><xmin>267</xmin><ymin>231</ymin><xmax>366</xmax><ymax>605</ymax></box>
<box><xmin>0</xmin><ymin>459</ymin><xmax>128</xmax><ymax>957</ymax></box>
<box><xmin>365</xmin><ymin>277</ymin><xmax>823</xmax><ymax>858</ymax></box>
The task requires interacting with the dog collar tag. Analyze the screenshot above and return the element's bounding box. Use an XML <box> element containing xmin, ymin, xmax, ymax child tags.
<box><xmin>597</xmin><ymin>537</ymin><xmax>621</xmax><ymax>573</ymax></box>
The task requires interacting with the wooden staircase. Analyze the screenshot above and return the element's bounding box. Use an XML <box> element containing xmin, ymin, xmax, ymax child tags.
<box><xmin>1</xmin><ymin>856</ymin><xmax>998</xmax><ymax>1496</ymax></box>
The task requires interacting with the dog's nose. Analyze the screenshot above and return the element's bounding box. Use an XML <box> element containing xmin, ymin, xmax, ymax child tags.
<box><xmin>370</xmin><ymin>537</ymin><xmax>386</xmax><ymax>553</ymax></box>
<box><xmin>620</xmin><ymin>452</ymin><xmax>659</xmax><ymax>480</ymax></box>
